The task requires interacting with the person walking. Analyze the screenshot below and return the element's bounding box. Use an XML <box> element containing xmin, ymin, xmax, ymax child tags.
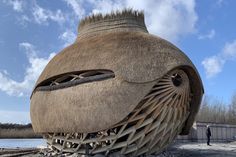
<box><xmin>206</xmin><ymin>125</ymin><xmax>211</xmax><ymax>146</ymax></box>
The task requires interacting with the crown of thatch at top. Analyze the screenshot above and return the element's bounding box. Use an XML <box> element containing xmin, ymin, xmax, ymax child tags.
<box><xmin>78</xmin><ymin>9</ymin><xmax>148</xmax><ymax>39</ymax></box>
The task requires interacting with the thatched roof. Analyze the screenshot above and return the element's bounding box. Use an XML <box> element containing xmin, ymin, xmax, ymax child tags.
<box><xmin>79</xmin><ymin>9</ymin><xmax>144</xmax><ymax>28</ymax></box>
<box><xmin>77</xmin><ymin>9</ymin><xmax>148</xmax><ymax>40</ymax></box>
<box><xmin>30</xmin><ymin>10</ymin><xmax>203</xmax><ymax>134</ymax></box>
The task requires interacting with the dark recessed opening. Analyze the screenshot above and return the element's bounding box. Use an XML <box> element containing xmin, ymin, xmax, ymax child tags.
<box><xmin>34</xmin><ymin>70</ymin><xmax>115</xmax><ymax>92</ymax></box>
<box><xmin>171</xmin><ymin>73</ymin><xmax>182</xmax><ymax>87</ymax></box>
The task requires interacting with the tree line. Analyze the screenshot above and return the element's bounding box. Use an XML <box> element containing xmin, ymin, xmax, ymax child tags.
<box><xmin>0</xmin><ymin>123</ymin><xmax>32</xmax><ymax>129</ymax></box>
<box><xmin>196</xmin><ymin>93</ymin><xmax>236</xmax><ymax>125</ymax></box>
<box><xmin>0</xmin><ymin>123</ymin><xmax>42</xmax><ymax>138</ymax></box>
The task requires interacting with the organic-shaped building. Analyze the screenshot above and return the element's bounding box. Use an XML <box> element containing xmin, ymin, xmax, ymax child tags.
<box><xmin>30</xmin><ymin>10</ymin><xmax>204</xmax><ymax>156</ymax></box>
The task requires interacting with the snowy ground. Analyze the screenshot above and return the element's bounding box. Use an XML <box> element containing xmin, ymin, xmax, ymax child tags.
<box><xmin>1</xmin><ymin>142</ymin><xmax>236</xmax><ymax>156</ymax></box>
<box><xmin>162</xmin><ymin>142</ymin><xmax>236</xmax><ymax>157</ymax></box>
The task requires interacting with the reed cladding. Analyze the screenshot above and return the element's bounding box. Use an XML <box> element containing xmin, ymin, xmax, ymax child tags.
<box><xmin>30</xmin><ymin>9</ymin><xmax>204</xmax><ymax>156</ymax></box>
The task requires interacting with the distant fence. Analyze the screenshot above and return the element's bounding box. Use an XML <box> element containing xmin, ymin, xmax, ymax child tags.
<box><xmin>177</xmin><ymin>122</ymin><xmax>236</xmax><ymax>142</ymax></box>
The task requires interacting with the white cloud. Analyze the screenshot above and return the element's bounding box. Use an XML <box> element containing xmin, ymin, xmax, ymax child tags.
<box><xmin>0</xmin><ymin>110</ymin><xmax>30</xmax><ymax>124</ymax></box>
<box><xmin>124</xmin><ymin>0</ymin><xmax>198</xmax><ymax>42</ymax></box>
<box><xmin>198</xmin><ymin>29</ymin><xmax>215</xmax><ymax>40</ymax></box>
<box><xmin>64</xmin><ymin>0</ymin><xmax>86</xmax><ymax>19</ymax></box>
<box><xmin>89</xmin><ymin>0</ymin><xmax>124</xmax><ymax>15</ymax></box>
<box><xmin>0</xmin><ymin>42</ymin><xmax>55</xmax><ymax>97</ymax></box>
<box><xmin>4</xmin><ymin>1</ymin><xmax>66</xmax><ymax>26</ymax></box>
<box><xmin>4</xmin><ymin>0</ymin><xmax>24</xmax><ymax>12</ymax></box>
<box><xmin>202</xmin><ymin>56</ymin><xmax>224</xmax><ymax>78</ymax></box>
<box><xmin>1</xmin><ymin>70</ymin><xmax>9</xmax><ymax>75</ymax></box>
<box><xmin>202</xmin><ymin>40</ymin><xmax>236</xmax><ymax>78</ymax></box>
<box><xmin>17</xmin><ymin>15</ymin><xmax>31</xmax><ymax>27</ymax></box>
<box><xmin>222</xmin><ymin>40</ymin><xmax>236</xmax><ymax>59</ymax></box>
<box><xmin>4</xmin><ymin>0</ymin><xmax>198</xmax><ymax>43</ymax></box>
<box><xmin>32</xmin><ymin>3</ymin><xmax>65</xmax><ymax>25</ymax></box>
<box><xmin>65</xmin><ymin>0</ymin><xmax>198</xmax><ymax>43</ymax></box>
<box><xmin>59</xmin><ymin>30</ymin><xmax>77</xmax><ymax>47</ymax></box>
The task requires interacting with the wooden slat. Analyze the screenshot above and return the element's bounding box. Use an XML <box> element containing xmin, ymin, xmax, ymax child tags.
<box><xmin>45</xmin><ymin>69</ymin><xmax>192</xmax><ymax>156</ymax></box>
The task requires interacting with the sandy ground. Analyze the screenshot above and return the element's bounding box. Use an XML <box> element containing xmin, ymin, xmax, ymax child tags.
<box><xmin>1</xmin><ymin>142</ymin><xmax>236</xmax><ymax>156</ymax></box>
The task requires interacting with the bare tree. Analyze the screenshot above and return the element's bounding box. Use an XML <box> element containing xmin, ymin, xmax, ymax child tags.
<box><xmin>196</xmin><ymin>95</ymin><xmax>236</xmax><ymax>124</ymax></box>
<box><xmin>228</xmin><ymin>93</ymin><xmax>236</xmax><ymax>124</ymax></box>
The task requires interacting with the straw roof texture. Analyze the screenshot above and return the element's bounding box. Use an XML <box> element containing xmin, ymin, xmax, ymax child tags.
<box><xmin>30</xmin><ymin>10</ymin><xmax>203</xmax><ymax>135</ymax></box>
<box><xmin>43</xmin><ymin>69</ymin><xmax>193</xmax><ymax>156</ymax></box>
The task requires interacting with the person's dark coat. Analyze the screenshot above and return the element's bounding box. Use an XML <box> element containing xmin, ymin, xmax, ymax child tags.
<box><xmin>206</xmin><ymin>127</ymin><xmax>211</xmax><ymax>137</ymax></box>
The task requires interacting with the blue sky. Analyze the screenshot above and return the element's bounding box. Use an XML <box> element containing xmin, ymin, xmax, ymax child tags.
<box><xmin>0</xmin><ymin>0</ymin><xmax>236</xmax><ymax>123</ymax></box>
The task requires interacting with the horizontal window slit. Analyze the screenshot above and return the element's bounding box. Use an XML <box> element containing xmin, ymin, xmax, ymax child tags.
<box><xmin>34</xmin><ymin>70</ymin><xmax>115</xmax><ymax>92</ymax></box>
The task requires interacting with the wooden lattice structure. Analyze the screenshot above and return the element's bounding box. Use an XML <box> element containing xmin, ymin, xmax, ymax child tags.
<box><xmin>44</xmin><ymin>69</ymin><xmax>191</xmax><ymax>156</ymax></box>
<box><xmin>30</xmin><ymin>10</ymin><xmax>204</xmax><ymax>156</ymax></box>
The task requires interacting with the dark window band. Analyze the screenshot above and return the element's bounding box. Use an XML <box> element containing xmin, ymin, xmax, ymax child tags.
<box><xmin>34</xmin><ymin>70</ymin><xmax>115</xmax><ymax>92</ymax></box>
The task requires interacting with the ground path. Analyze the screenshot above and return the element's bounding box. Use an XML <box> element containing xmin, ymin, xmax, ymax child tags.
<box><xmin>1</xmin><ymin>142</ymin><xmax>236</xmax><ymax>156</ymax></box>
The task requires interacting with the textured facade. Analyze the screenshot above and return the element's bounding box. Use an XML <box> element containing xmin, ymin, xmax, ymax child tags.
<box><xmin>30</xmin><ymin>10</ymin><xmax>204</xmax><ymax>156</ymax></box>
